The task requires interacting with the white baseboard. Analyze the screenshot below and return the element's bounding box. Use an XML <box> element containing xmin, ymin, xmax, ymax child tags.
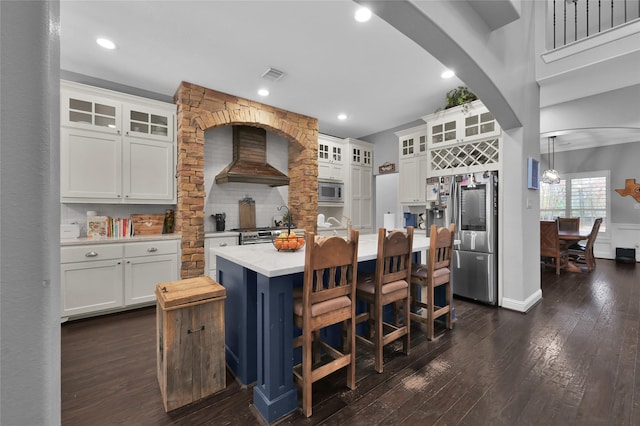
<box><xmin>501</xmin><ymin>289</ymin><xmax>542</xmax><ymax>313</ymax></box>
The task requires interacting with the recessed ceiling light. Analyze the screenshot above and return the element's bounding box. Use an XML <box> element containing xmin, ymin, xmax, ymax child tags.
<box><xmin>338</xmin><ymin>114</ymin><xmax>347</xmax><ymax>120</ymax></box>
<box><xmin>96</xmin><ymin>38</ymin><xmax>116</xmax><ymax>50</ymax></box>
<box><xmin>258</xmin><ymin>88</ymin><xmax>269</xmax><ymax>97</ymax></box>
<box><xmin>441</xmin><ymin>69</ymin><xmax>455</xmax><ymax>79</ymax></box>
<box><xmin>354</xmin><ymin>7</ymin><xmax>372</xmax><ymax>22</ymax></box>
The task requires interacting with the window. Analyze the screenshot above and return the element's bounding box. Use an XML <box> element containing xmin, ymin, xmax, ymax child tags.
<box><xmin>540</xmin><ymin>170</ymin><xmax>609</xmax><ymax>234</ymax></box>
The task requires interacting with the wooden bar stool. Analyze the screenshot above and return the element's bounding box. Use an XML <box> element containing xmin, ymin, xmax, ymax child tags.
<box><xmin>356</xmin><ymin>227</ymin><xmax>413</xmax><ymax>373</ymax></box>
<box><xmin>410</xmin><ymin>224</ymin><xmax>455</xmax><ymax>340</ymax></box>
<box><xmin>292</xmin><ymin>230</ymin><xmax>359</xmax><ymax>417</ymax></box>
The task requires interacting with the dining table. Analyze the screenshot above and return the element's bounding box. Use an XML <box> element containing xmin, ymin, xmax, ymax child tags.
<box><xmin>557</xmin><ymin>229</ymin><xmax>590</xmax><ymax>272</ymax></box>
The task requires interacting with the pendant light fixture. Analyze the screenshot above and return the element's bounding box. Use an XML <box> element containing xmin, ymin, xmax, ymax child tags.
<box><xmin>542</xmin><ymin>136</ymin><xmax>560</xmax><ymax>184</ymax></box>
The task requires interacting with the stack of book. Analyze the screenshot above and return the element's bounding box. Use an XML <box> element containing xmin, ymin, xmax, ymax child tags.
<box><xmin>87</xmin><ymin>216</ymin><xmax>133</xmax><ymax>239</ymax></box>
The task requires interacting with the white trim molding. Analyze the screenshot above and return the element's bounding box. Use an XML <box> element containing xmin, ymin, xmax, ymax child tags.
<box><xmin>502</xmin><ymin>289</ymin><xmax>543</xmax><ymax>313</ymax></box>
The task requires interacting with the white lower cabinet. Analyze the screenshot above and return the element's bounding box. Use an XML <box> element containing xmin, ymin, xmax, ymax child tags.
<box><xmin>60</xmin><ymin>244</ymin><xmax>124</xmax><ymax>318</ymax></box>
<box><xmin>124</xmin><ymin>241</ymin><xmax>179</xmax><ymax>305</ymax></box>
<box><xmin>205</xmin><ymin>234</ymin><xmax>239</xmax><ymax>279</ymax></box>
<box><xmin>61</xmin><ymin>239</ymin><xmax>180</xmax><ymax>319</ymax></box>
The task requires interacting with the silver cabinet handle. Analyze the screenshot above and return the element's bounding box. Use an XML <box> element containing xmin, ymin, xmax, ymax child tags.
<box><xmin>219</xmin><ymin>242</ymin><xmax>227</xmax><ymax>247</ymax></box>
<box><xmin>85</xmin><ymin>251</ymin><xmax>98</xmax><ymax>257</ymax></box>
<box><xmin>147</xmin><ymin>247</ymin><xmax>158</xmax><ymax>252</ymax></box>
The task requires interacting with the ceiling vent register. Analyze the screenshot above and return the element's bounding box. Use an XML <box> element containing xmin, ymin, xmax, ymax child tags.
<box><xmin>261</xmin><ymin>67</ymin><xmax>285</xmax><ymax>81</ymax></box>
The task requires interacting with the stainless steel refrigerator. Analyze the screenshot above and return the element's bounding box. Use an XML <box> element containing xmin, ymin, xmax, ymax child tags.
<box><xmin>447</xmin><ymin>171</ymin><xmax>498</xmax><ymax>305</ymax></box>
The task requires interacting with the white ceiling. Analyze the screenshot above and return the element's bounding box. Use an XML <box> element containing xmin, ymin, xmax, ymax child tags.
<box><xmin>60</xmin><ymin>0</ymin><xmax>464</xmax><ymax>139</ymax></box>
<box><xmin>60</xmin><ymin>1</ymin><xmax>639</xmax><ymax>151</ymax></box>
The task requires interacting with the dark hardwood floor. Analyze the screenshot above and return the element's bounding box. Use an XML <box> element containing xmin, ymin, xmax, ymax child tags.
<box><xmin>62</xmin><ymin>259</ymin><xmax>640</xmax><ymax>425</ymax></box>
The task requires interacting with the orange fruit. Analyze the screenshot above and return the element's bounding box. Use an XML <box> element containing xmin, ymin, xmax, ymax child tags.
<box><xmin>275</xmin><ymin>239</ymin><xmax>283</xmax><ymax>250</ymax></box>
<box><xmin>288</xmin><ymin>231</ymin><xmax>297</xmax><ymax>238</ymax></box>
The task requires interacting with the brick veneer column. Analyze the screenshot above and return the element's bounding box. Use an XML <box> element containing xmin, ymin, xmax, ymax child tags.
<box><xmin>174</xmin><ymin>82</ymin><xmax>318</xmax><ymax>278</ymax></box>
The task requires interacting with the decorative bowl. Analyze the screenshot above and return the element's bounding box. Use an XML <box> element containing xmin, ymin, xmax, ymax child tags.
<box><xmin>272</xmin><ymin>232</ymin><xmax>305</xmax><ymax>252</ymax></box>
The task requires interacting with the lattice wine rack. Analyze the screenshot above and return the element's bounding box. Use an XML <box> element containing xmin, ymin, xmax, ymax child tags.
<box><xmin>429</xmin><ymin>138</ymin><xmax>500</xmax><ymax>172</ymax></box>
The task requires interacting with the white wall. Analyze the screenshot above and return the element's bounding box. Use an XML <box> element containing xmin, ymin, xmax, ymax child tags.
<box><xmin>203</xmin><ymin>126</ymin><xmax>289</xmax><ymax>231</ymax></box>
<box><xmin>0</xmin><ymin>1</ymin><xmax>61</xmax><ymax>424</ymax></box>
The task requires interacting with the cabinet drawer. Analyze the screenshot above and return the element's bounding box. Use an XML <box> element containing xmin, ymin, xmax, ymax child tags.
<box><xmin>61</xmin><ymin>244</ymin><xmax>123</xmax><ymax>263</ymax></box>
<box><xmin>207</xmin><ymin>236</ymin><xmax>238</xmax><ymax>267</ymax></box>
<box><xmin>124</xmin><ymin>240</ymin><xmax>178</xmax><ymax>257</ymax></box>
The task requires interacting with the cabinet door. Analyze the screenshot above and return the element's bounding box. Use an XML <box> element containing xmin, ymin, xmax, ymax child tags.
<box><xmin>463</xmin><ymin>107</ymin><xmax>500</xmax><ymax>141</ymax></box>
<box><xmin>318</xmin><ymin>140</ymin><xmax>344</xmax><ymax>181</ymax></box>
<box><xmin>61</xmin><ymin>259</ymin><xmax>124</xmax><ymax>317</ymax></box>
<box><xmin>417</xmin><ymin>155</ymin><xmax>429</xmax><ymax>204</ymax></box>
<box><xmin>122</xmin><ymin>137</ymin><xmax>176</xmax><ymax>203</ymax></box>
<box><xmin>399</xmin><ymin>157</ymin><xmax>420</xmax><ymax>204</ymax></box>
<box><xmin>399</xmin><ymin>135</ymin><xmax>416</xmax><ymax>159</ymax></box>
<box><xmin>206</xmin><ymin>236</ymin><xmax>239</xmax><ymax>279</ymax></box>
<box><xmin>124</xmin><ymin>104</ymin><xmax>174</xmax><ymax>142</ymax></box>
<box><xmin>349</xmin><ymin>166</ymin><xmax>373</xmax><ymax>232</ymax></box>
<box><xmin>60</xmin><ymin>127</ymin><xmax>122</xmax><ymax>201</ymax></box>
<box><xmin>124</xmin><ymin>254</ymin><xmax>178</xmax><ymax>305</ymax></box>
<box><xmin>61</xmin><ymin>89</ymin><xmax>121</xmax><ymax>134</ymax></box>
<box><xmin>429</xmin><ymin>117</ymin><xmax>458</xmax><ymax>145</ymax></box>
<box><xmin>359</xmin><ymin>167</ymin><xmax>373</xmax><ymax>231</ymax></box>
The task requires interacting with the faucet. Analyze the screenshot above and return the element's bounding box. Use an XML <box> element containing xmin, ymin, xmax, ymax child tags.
<box><xmin>326</xmin><ymin>216</ymin><xmax>342</xmax><ymax>226</ymax></box>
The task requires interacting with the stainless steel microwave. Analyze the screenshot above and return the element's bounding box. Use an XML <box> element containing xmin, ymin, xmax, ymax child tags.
<box><xmin>318</xmin><ymin>181</ymin><xmax>344</xmax><ymax>203</ymax></box>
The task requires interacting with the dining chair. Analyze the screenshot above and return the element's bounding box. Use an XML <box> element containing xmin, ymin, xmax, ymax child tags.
<box><xmin>568</xmin><ymin>218</ymin><xmax>602</xmax><ymax>272</ymax></box>
<box><xmin>355</xmin><ymin>227</ymin><xmax>413</xmax><ymax>373</ymax></box>
<box><xmin>409</xmin><ymin>224</ymin><xmax>455</xmax><ymax>341</ymax></box>
<box><xmin>540</xmin><ymin>220</ymin><xmax>569</xmax><ymax>275</ymax></box>
<box><xmin>292</xmin><ymin>230</ymin><xmax>359</xmax><ymax>417</ymax></box>
<box><xmin>558</xmin><ymin>217</ymin><xmax>580</xmax><ymax>233</ymax></box>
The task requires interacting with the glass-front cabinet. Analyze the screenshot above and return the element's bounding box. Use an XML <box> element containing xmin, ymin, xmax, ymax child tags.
<box><xmin>424</xmin><ymin>100</ymin><xmax>500</xmax><ymax>147</ymax></box>
<box><xmin>62</xmin><ymin>92</ymin><xmax>121</xmax><ymax>134</ymax></box>
<box><xmin>125</xmin><ymin>105</ymin><xmax>174</xmax><ymax>142</ymax></box>
<box><xmin>318</xmin><ymin>134</ymin><xmax>345</xmax><ymax>181</ymax></box>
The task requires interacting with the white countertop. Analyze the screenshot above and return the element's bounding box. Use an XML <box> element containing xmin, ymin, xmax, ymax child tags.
<box><xmin>60</xmin><ymin>233</ymin><xmax>182</xmax><ymax>246</ymax></box>
<box><xmin>212</xmin><ymin>232</ymin><xmax>430</xmax><ymax>278</ymax></box>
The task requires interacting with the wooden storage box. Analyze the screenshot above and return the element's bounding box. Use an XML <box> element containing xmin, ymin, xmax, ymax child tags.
<box><xmin>156</xmin><ymin>276</ymin><xmax>226</xmax><ymax>411</ymax></box>
<box><xmin>132</xmin><ymin>214</ymin><xmax>165</xmax><ymax>235</ymax></box>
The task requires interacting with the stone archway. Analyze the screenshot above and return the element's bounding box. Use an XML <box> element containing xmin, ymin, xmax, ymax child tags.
<box><xmin>174</xmin><ymin>82</ymin><xmax>318</xmax><ymax>278</ymax></box>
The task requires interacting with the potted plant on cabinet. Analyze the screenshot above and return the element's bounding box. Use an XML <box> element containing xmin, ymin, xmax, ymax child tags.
<box><xmin>435</xmin><ymin>86</ymin><xmax>478</xmax><ymax>113</ymax></box>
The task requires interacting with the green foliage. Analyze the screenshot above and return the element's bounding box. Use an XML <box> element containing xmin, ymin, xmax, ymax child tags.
<box><xmin>445</xmin><ymin>86</ymin><xmax>477</xmax><ymax>109</ymax></box>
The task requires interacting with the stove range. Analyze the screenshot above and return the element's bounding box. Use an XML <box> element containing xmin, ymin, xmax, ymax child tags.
<box><xmin>228</xmin><ymin>227</ymin><xmax>285</xmax><ymax>245</ymax></box>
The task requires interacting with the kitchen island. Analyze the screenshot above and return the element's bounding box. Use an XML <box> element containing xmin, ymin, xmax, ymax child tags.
<box><xmin>213</xmin><ymin>232</ymin><xmax>429</xmax><ymax>423</ymax></box>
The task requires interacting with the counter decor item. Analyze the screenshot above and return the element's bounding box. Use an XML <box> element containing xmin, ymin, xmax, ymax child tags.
<box><xmin>163</xmin><ymin>209</ymin><xmax>175</xmax><ymax>234</ymax></box>
<box><xmin>378</xmin><ymin>162</ymin><xmax>396</xmax><ymax>174</ymax></box>
<box><xmin>615</xmin><ymin>178</ymin><xmax>640</xmax><ymax>202</ymax></box>
<box><xmin>132</xmin><ymin>214</ymin><xmax>165</xmax><ymax>235</ymax></box>
<box><xmin>272</xmin><ymin>230</ymin><xmax>305</xmax><ymax>252</ymax></box>
<box><xmin>239</xmin><ymin>196</ymin><xmax>256</xmax><ymax>229</ymax></box>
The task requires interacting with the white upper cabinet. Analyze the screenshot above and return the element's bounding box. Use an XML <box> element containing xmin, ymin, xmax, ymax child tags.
<box><xmin>318</xmin><ymin>134</ymin><xmax>344</xmax><ymax>181</ymax></box>
<box><xmin>344</xmin><ymin>138</ymin><xmax>373</xmax><ymax>234</ymax></box>
<box><xmin>398</xmin><ymin>125</ymin><xmax>427</xmax><ymax>160</ymax></box>
<box><xmin>60</xmin><ymin>80</ymin><xmax>176</xmax><ymax>204</ymax></box>
<box><xmin>61</xmin><ymin>90</ymin><xmax>122</xmax><ymax>134</ymax></box>
<box><xmin>423</xmin><ymin>100</ymin><xmax>500</xmax><ymax>148</ymax></box>
<box><xmin>395</xmin><ymin>125</ymin><xmax>428</xmax><ymax>205</ymax></box>
<box><xmin>348</xmin><ymin>139</ymin><xmax>373</xmax><ymax>168</ymax></box>
<box><xmin>124</xmin><ymin>104</ymin><xmax>174</xmax><ymax>142</ymax></box>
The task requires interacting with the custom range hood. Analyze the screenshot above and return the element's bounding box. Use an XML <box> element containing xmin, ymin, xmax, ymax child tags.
<box><xmin>215</xmin><ymin>125</ymin><xmax>290</xmax><ymax>187</ymax></box>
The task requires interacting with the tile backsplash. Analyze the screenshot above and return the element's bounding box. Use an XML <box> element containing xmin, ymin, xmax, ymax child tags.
<box><xmin>203</xmin><ymin>126</ymin><xmax>289</xmax><ymax>232</ymax></box>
